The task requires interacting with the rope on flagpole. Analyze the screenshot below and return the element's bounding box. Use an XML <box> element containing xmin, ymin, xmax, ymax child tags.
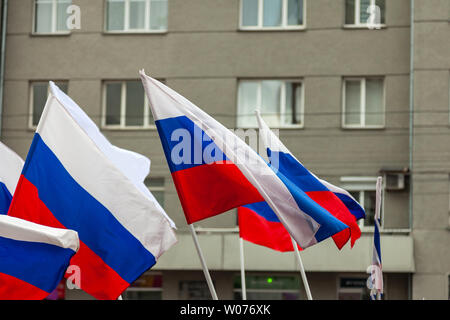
<box><xmin>239</xmin><ymin>237</ymin><xmax>247</xmax><ymax>300</ymax></box>
<box><xmin>189</xmin><ymin>224</ymin><xmax>219</xmax><ymax>300</ymax></box>
<box><xmin>291</xmin><ymin>237</ymin><xmax>313</xmax><ymax>300</ymax></box>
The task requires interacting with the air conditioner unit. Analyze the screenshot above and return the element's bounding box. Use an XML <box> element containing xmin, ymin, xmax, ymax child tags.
<box><xmin>384</xmin><ymin>173</ymin><xmax>405</xmax><ymax>191</ymax></box>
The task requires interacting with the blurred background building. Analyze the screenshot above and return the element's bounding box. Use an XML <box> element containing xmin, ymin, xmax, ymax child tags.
<box><xmin>0</xmin><ymin>0</ymin><xmax>448</xmax><ymax>300</ymax></box>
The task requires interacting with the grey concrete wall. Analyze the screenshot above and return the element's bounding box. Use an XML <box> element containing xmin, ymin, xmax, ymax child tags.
<box><xmin>2</xmin><ymin>0</ymin><xmax>412</xmax><ymax>231</ymax></box>
<box><xmin>152</xmin><ymin>233</ymin><xmax>414</xmax><ymax>273</ymax></box>
<box><xmin>411</xmin><ymin>0</ymin><xmax>450</xmax><ymax>300</ymax></box>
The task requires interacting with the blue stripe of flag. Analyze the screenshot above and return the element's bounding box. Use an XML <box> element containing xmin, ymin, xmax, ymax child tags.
<box><xmin>155</xmin><ymin>116</ymin><xmax>228</xmax><ymax>173</ymax></box>
<box><xmin>0</xmin><ymin>235</ymin><xmax>74</xmax><ymax>293</ymax></box>
<box><xmin>0</xmin><ymin>182</ymin><xmax>12</xmax><ymax>215</ymax></box>
<box><xmin>374</xmin><ymin>220</ymin><xmax>382</xmax><ymax>264</ymax></box>
<box><xmin>243</xmin><ymin>201</ymin><xmax>280</xmax><ymax>223</ymax></box>
<box><xmin>334</xmin><ymin>193</ymin><xmax>366</xmax><ymax>220</ymax></box>
<box><xmin>267</xmin><ymin>149</ymin><xmax>329</xmax><ymax>192</ymax></box>
<box><xmin>22</xmin><ymin>134</ymin><xmax>156</xmax><ymax>284</ymax></box>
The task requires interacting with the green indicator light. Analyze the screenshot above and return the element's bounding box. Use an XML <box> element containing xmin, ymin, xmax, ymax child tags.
<box><xmin>267</xmin><ymin>277</ymin><xmax>273</xmax><ymax>284</ymax></box>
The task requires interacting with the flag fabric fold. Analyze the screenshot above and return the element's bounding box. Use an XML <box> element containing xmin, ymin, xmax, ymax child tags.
<box><xmin>238</xmin><ymin>202</ymin><xmax>301</xmax><ymax>252</ymax></box>
<box><xmin>0</xmin><ymin>215</ymin><xmax>79</xmax><ymax>300</ymax></box>
<box><xmin>370</xmin><ymin>177</ymin><xmax>383</xmax><ymax>299</ymax></box>
<box><xmin>0</xmin><ymin>142</ymin><xmax>24</xmax><ymax>215</ymax></box>
<box><xmin>140</xmin><ymin>70</ymin><xmax>349</xmax><ymax>249</ymax></box>
<box><xmin>239</xmin><ymin>111</ymin><xmax>364</xmax><ymax>251</ymax></box>
<box><xmin>8</xmin><ymin>82</ymin><xmax>177</xmax><ymax>300</ymax></box>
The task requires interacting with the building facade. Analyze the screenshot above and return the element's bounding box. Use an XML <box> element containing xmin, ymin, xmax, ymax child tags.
<box><xmin>0</xmin><ymin>0</ymin><xmax>448</xmax><ymax>300</ymax></box>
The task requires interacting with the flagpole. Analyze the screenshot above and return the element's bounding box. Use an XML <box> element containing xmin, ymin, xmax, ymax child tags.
<box><xmin>291</xmin><ymin>237</ymin><xmax>313</xmax><ymax>300</ymax></box>
<box><xmin>239</xmin><ymin>237</ymin><xmax>247</xmax><ymax>300</ymax></box>
<box><xmin>373</xmin><ymin>176</ymin><xmax>383</xmax><ymax>300</ymax></box>
<box><xmin>188</xmin><ymin>224</ymin><xmax>219</xmax><ymax>300</ymax></box>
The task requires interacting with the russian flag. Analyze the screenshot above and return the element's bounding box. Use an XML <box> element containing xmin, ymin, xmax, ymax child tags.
<box><xmin>140</xmin><ymin>71</ymin><xmax>349</xmax><ymax>249</ymax></box>
<box><xmin>8</xmin><ymin>82</ymin><xmax>177</xmax><ymax>300</ymax></box>
<box><xmin>249</xmin><ymin>112</ymin><xmax>365</xmax><ymax>250</ymax></box>
<box><xmin>238</xmin><ymin>181</ymin><xmax>365</xmax><ymax>252</ymax></box>
<box><xmin>0</xmin><ymin>142</ymin><xmax>24</xmax><ymax>215</ymax></box>
<box><xmin>0</xmin><ymin>215</ymin><xmax>79</xmax><ymax>300</ymax></box>
<box><xmin>370</xmin><ymin>177</ymin><xmax>383</xmax><ymax>299</ymax></box>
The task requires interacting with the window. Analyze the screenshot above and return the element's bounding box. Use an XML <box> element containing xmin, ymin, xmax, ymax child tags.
<box><xmin>179</xmin><ymin>281</ymin><xmax>213</xmax><ymax>300</ymax></box>
<box><xmin>342</xmin><ymin>77</ymin><xmax>384</xmax><ymax>128</ymax></box>
<box><xmin>34</xmin><ymin>0</ymin><xmax>72</xmax><ymax>34</ymax></box>
<box><xmin>30</xmin><ymin>81</ymin><xmax>68</xmax><ymax>128</ymax></box>
<box><xmin>106</xmin><ymin>0</ymin><xmax>168</xmax><ymax>32</ymax></box>
<box><xmin>240</xmin><ymin>0</ymin><xmax>305</xmax><ymax>29</ymax></box>
<box><xmin>350</xmin><ymin>190</ymin><xmax>377</xmax><ymax>228</ymax></box>
<box><xmin>345</xmin><ymin>0</ymin><xmax>385</xmax><ymax>27</ymax></box>
<box><xmin>103</xmin><ymin>80</ymin><xmax>153</xmax><ymax>129</ymax></box>
<box><xmin>237</xmin><ymin>80</ymin><xmax>304</xmax><ymax>128</ymax></box>
<box><xmin>234</xmin><ymin>274</ymin><xmax>301</xmax><ymax>300</ymax></box>
<box><xmin>338</xmin><ymin>277</ymin><xmax>372</xmax><ymax>300</ymax></box>
<box><xmin>123</xmin><ymin>272</ymin><xmax>163</xmax><ymax>300</ymax></box>
<box><xmin>145</xmin><ymin>177</ymin><xmax>165</xmax><ymax>207</ymax></box>
<box><xmin>340</xmin><ymin>177</ymin><xmax>381</xmax><ymax>229</ymax></box>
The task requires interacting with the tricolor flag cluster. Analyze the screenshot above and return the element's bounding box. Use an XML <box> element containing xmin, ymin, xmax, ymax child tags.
<box><xmin>238</xmin><ymin>112</ymin><xmax>365</xmax><ymax>252</ymax></box>
<box><xmin>2</xmin><ymin>82</ymin><xmax>177</xmax><ymax>300</ymax></box>
<box><xmin>0</xmin><ymin>71</ymin><xmax>370</xmax><ymax>300</ymax></box>
<box><xmin>140</xmin><ymin>71</ymin><xmax>364</xmax><ymax>250</ymax></box>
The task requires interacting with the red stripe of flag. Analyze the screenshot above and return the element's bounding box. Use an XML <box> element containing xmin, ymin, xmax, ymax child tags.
<box><xmin>238</xmin><ymin>207</ymin><xmax>302</xmax><ymax>252</ymax></box>
<box><xmin>0</xmin><ymin>273</ymin><xmax>49</xmax><ymax>300</ymax></box>
<box><xmin>8</xmin><ymin>175</ymin><xmax>130</xmax><ymax>300</ymax></box>
<box><xmin>172</xmin><ymin>160</ymin><xmax>264</xmax><ymax>224</ymax></box>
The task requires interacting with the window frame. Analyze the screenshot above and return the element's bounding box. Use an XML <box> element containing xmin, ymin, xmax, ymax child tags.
<box><xmin>101</xmin><ymin>80</ymin><xmax>155</xmax><ymax>130</ymax></box>
<box><xmin>28</xmin><ymin>80</ymin><xmax>69</xmax><ymax>130</ymax></box>
<box><xmin>239</xmin><ymin>0</ymin><xmax>307</xmax><ymax>31</ymax></box>
<box><xmin>122</xmin><ymin>271</ymin><xmax>163</xmax><ymax>300</ymax></box>
<box><xmin>343</xmin><ymin>0</ymin><xmax>386</xmax><ymax>29</ymax></box>
<box><xmin>32</xmin><ymin>0</ymin><xmax>72</xmax><ymax>35</ymax></box>
<box><xmin>340</xmin><ymin>176</ymin><xmax>384</xmax><ymax>230</ymax></box>
<box><xmin>145</xmin><ymin>177</ymin><xmax>165</xmax><ymax>208</ymax></box>
<box><xmin>237</xmin><ymin>79</ymin><xmax>305</xmax><ymax>129</ymax></box>
<box><xmin>337</xmin><ymin>276</ymin><xmax>369</xmax><ymax>300</ymax></box>
<box><xmin>342</xmin><ymin>77</ymin><xmax>385</xmax><ymax>129</ymax></box>
<box><xmin>104</xmin><ymin>0</ymin><xmax>168</xmax><ymax>34</ymax></box>
<box><xmin>337</xmin><ymin>274</ymin><xmax>387</xmax><ymax>300</ymax></box>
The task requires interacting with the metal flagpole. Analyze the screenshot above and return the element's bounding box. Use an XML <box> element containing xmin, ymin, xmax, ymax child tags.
<box><xmin>189</xmin><ymin>224</ymin><xmax>219</xmax><ymax>300</ymax></box>
<box><xmin>239</xmin><ymin>237</ymin><xmax>247</xmax><ymax>300</ymax></box>
<box><xmin>291</xmin><ymin>237</ymin><xmax>313</xmax><ymax>300</ymax></box>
